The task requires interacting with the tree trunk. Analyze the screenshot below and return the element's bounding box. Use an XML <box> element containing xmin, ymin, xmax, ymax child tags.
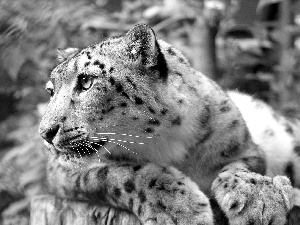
<box><xmin>30</xmin><ymin>195</ymin><xmax>141</xmax><ymax>225</ymax></box>
<box><xmin>190</xmin><ymin>16</ymin><xmax>219</xmax><ymax>80</ymax></box>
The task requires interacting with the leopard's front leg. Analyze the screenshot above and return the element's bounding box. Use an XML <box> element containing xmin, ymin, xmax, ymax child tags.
<box><xmin>211</xmin><ymin>159</ymin><xmax>293</xmax><ymax>225</ymax></box>
<box><xmin>48</xmin><ymin>157</ymin><xmax>213</xmax><ymax>225</ymax></box>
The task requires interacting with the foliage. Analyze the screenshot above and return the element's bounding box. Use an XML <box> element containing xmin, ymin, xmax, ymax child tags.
<box><xmin>0</xmin><ymin>0</ymin><xmax>99</xmax><ymax>109</ymax></box>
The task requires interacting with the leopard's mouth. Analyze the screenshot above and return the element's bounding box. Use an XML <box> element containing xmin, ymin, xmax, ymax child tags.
<box><xmin>46</xmin><ymin>137</ymin><xmax>108</xmax><ymax>159</ymax></box>
<box><xmin>64</xmin><ymin>139</ymin><xmax>107</xmax><ymax>158</ymax></box>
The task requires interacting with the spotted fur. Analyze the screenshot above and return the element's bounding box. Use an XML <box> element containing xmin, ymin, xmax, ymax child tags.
<box><xmin>228</xmin><ymin>91</ymin><xmax>300</xmax><ymax>187</ymax></box>
<box><xmin>38</xmin><ymin>24</ymin><xmax>300</xmax><ymax>224</ymax></box>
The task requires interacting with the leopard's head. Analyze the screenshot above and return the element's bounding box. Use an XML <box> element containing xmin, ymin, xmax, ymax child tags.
<box><xmin>39</xmin><ymin>24</ymin><xmax>199</xmax><ymax>165</ymax></box>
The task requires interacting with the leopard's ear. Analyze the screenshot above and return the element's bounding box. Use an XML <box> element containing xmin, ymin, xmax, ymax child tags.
<box><xmin>124</xmin><ymin>24</ymin><xmax>158</xmax><ymax>67</ymax></box>
<box><xmin>56</xmin><ymin>48</ymin><xmax>79</xmax><ymax>63</ymax></box>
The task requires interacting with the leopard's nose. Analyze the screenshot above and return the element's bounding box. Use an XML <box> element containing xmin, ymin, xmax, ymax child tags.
<box><xmin>39</xmin><ymin>124</ymin><xmax>60</xmax><ymax>144</ymax></box>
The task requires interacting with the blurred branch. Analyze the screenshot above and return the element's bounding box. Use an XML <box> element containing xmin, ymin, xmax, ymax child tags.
<box><xmin>152</xmin><ymin>16</ymin><xmax>194</xmax><ymax>32</ymax></box>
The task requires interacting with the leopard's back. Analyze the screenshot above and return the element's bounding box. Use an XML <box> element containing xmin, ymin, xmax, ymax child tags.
<box><xmin>229</xmin><ymin>91</ymin><xmax>300</xmax><ymax>187</ymax></box>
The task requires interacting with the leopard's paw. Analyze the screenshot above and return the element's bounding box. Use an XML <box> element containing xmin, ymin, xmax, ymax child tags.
<box><xmin>137</xmin><ymin>165</ymin><xmax>214</xmax><ymax>225</ymax></box>
<box><xmin>212</xmin><ymin>169</ymin><xmax>292</xmax><ymax>225</ymax></box>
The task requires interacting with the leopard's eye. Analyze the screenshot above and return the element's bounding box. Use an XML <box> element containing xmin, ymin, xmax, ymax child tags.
<box><xmin>45</xmin><ymin>81</ymin><xmax>54</xmax><ymax>97</ymax></box>
<box><xmin>79</xmin><ymin>75</ymin><xmax>94</xmax><ymax>91</ymax></box>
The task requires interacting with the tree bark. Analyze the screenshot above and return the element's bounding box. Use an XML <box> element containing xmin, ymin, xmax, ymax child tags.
<box><xmin>30</xmin><ymin>195</ymin><xmax>141</xmax><ymax>225</ymax></box>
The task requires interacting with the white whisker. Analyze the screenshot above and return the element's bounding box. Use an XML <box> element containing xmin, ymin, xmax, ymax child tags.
<box><xmin>91</xmin><ymin>139</ymin><xmax>137</xmax><ymax>155</ymax></box>
<box><xmin>82</xmin><ymin>141</ymin><xmax>102</xmax><ymax>163</ymax></box>
<box><xmin>93</xmin><ymin>132</ymin><xmax>154</xmax><ymax>139</ymax></box>
<box><xmin>90</xmin><ymin>141</ymin><xmax>111</xmax><ymax>154</ymax></box>
<box><xmin>77</xmin><ymin>142</ymin><xmax>92</xmax><ymax>156</ymax></box>
<box><xmin>120</xmin><ymin>133</ymin><xmax>153</xmax><ymax>139</ymax></box>
<box><xmin>109</xmin><ymin>138</ymin><xmax>145</xmax><ymax>145</ymax></box>
<box><xmin>74</xmin><ymin>142</ymin><xmax>90</xmax><ymax>156</ymax></box>
<box><xmin>89</xmin><ymin>137</ymin><xmax>108</xmax><ymax>140</ymax></box>
<box><xmin>110</xmin><ymin>141</ymin><xmax>138</xmax><ymax>155</ymax></box>
<box><xmin>71</xmin><ymin>145</ymin><xmax>83</xmax><ymax>158</ymax></box>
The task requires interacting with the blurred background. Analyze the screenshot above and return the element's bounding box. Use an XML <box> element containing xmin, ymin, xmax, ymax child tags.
<box><xmin>0</xmin><ymin>0</ymin><xmax>300</xmax><ymax>223</ymax></box>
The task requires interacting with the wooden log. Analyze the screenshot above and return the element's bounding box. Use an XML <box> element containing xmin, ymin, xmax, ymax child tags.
<box><xmin>30</xmin><ymin>195</ymin><xmax>141</xmax><ymax>225</ymax></box>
